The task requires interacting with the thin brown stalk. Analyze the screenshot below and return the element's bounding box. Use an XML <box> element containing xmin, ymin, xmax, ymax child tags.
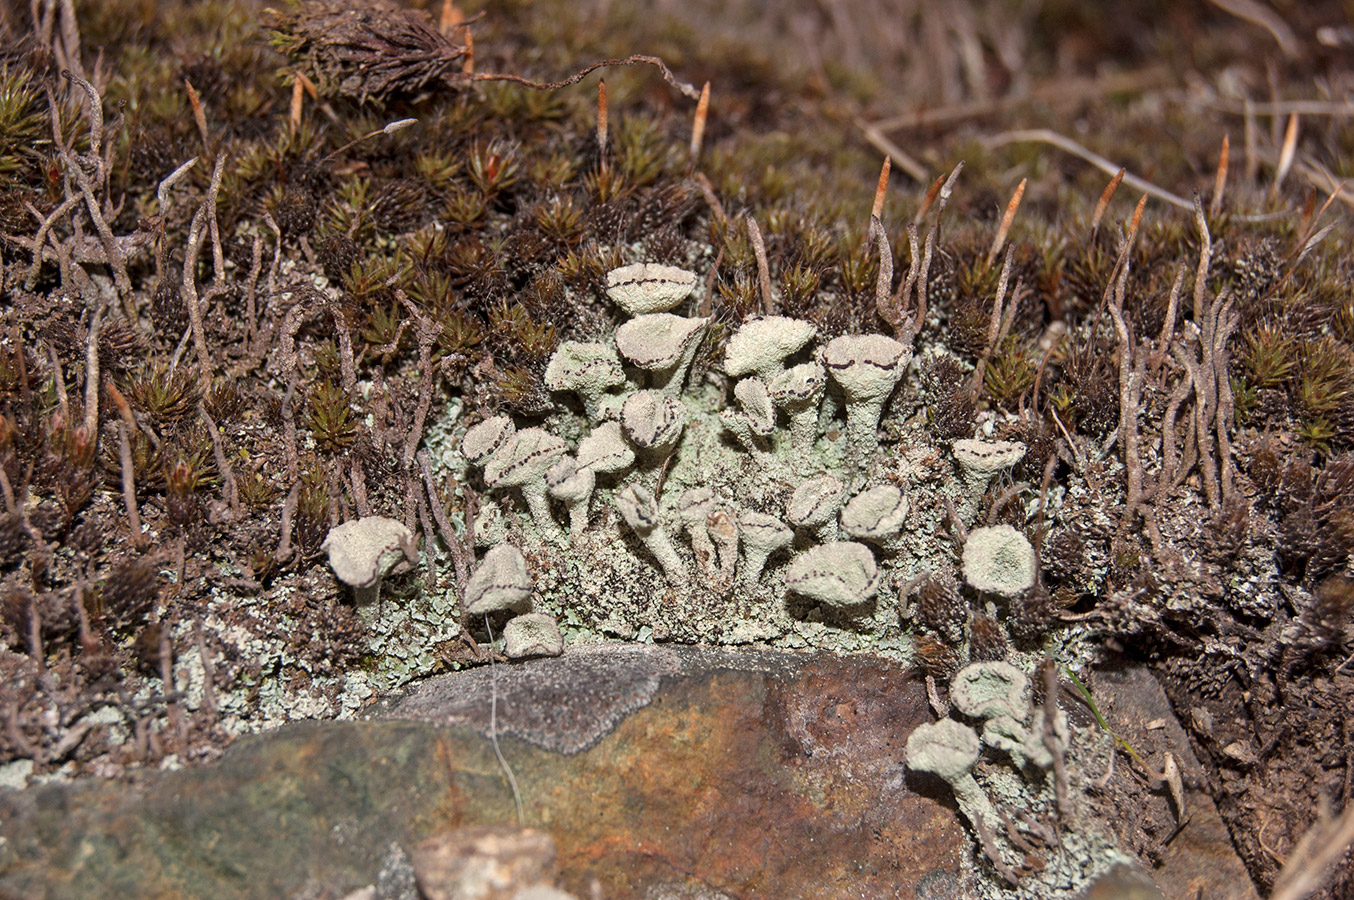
<box><xmin>439</xmin><ymin>0</ymin><xmax>465</xmax><ymax>36</ymax></box>
<box><xmin>349</xmin><ymin>458</ymin><xmax>371</xmax><ymax>517</ymax></box>
<box><xmin>1089</xmin><ymin>168</ymin><xmax>1125</xmax><ymax>239</ymax></box>
<box><xmin>461</xmin><ymin>28</ymin><xmax>474</xmax><ymax>74</ymax></box>
<box><xmin>692</xmin><ymin>172</ymin><xmax>726</xmax><ymax>225</ymax></box>
<box><xmin>893</xmin><ymin>223</ymin><xmax>921</xmax><ymax>308</ymax></box>
<box><xmin>60</xmin><ymin>146</ymin><xmax>131</xmax><ymax>297</ymax></box>
<box><xmin>158</xmin><ymin>613</ymin><xmax>186</xmax><ymax>750</ymax></box>
<box><xmin>1210</xmin><ymin>134</ymin><xmax>1230</xmax><ymax>217</ymax></box>
<box><xmin>913</xmin><ymin>223</ymin><xmax>936</xmax><ymax>327</ymax></box>
<box><xmin>397</xmin><ymin>291</ymin><xmax>440</xmax><ymax>472</ymax></box>
<box><xmin>689</xmin><ymin>81</ymin><xmax>710</xmax><ymax>165</ymax></box>
<box><xmin>996</xmin><ymin>280</ymin><xmax>1024</xmax><ymax>349</ymax></box>
<box><xmin>82</xmin><ymin>301</ymin><xmax>103</xmax><ymax>437</ymax></box>
<box><xmin>419</xmin><ymin>450</ymin><xmax>472</xmax><ymax>593</ymax></box>
<box><xmin>868</xmin><ymin>68</ymin><xmax>1169</xmax><ymax>133</ymax></box>
<box><xmin>1156</xmin><ymin>263</ymin><xmax>1187</xmax><ymax>360</ymax></box>
<box><xmin>746</xmin><ymin>215</ymin><xmax>773</xmax><ymax>315</ymax></box>
<box><xmin>181</xmin><ymin>153</ymin><xmax>227</xmax><ymax>380</ymax></box>
<box><xmin>200</xmin><ymin>406</ymin><xmax>239</xmax><ymax>518</ymax></box>
<box><xmin>1042</xmin><ymin>660</ymin><xmax>1070</xmax><ymax>816</ymax></box>
<box><xmin>116</xmin><ymin>421</ymin><xmax>146</xmax><ymax>548</ymax></box>
<box><xmin>46</xmin><ymin>340</ymin><xmax>70</xmax><ymax>422</ymax></box>
<box><xmin>986</xmin><ymin>177</ymin><xmax>1026</xmax><ymax>268</ymax></box>
<box><xmin>1213</xmin><ymin>99</ymin><xmax>1354</xmax><ymax>117</ymax></box>
<box><xmin>275</xmin><ymin>481</ymin><xmax>300</xmax><ymax>563</ymax></box>
<box><xmin>871</xmin><ymin>155</ymin><xmax>890</xmax><ymax>223</ymax></box>
<box><xmin>1159</xmin><ymin>361</ymin><xmax>1194</xmax><ymax>491</ymax></box>
<box><xmin>932</xmin><ymin>161</ymin><xmax>964</xmax><ymax>241</ymax></box>
<box><xmin>943</xmin><ymin>494</ymin><xmax>969</xmax><ymax>544</ymax></box>
<box><xmin>244</xmin><ymin>234</ymin><xmax>262</xmax><ymax>350</ymax></box>
<box><xmin>914</xmin><ymin>172</ymin><xmax>946</xmax><ymax>225</ymax></box>
<box><xmin>1187</xmin><ymin>349</ymin><xmax>1220</xmax><ymax>507</ymax></box>
<box><xmin>281</xmin><ymin>373</ymin><xmax>299</xmax><ymax>482</ymax></box>
<box><xmin>56</xmin><ymin>0</ymin><xmax>85</xmax><ymax>82</ymax></box>
<box><xmin>1211</xmin><ymin>296</ymin><xmax>1240</xmax><ymax>502</ymax></box>
<box><xmin>1294</xmin><ymin>179</ymin><xmax>1345</xmax><ymax>251</ymax></box>
<box><xmin>21</xmin><ymin>193</ymin><xmax>81</xmax><ymax>289</ymax></box>
<box><xmin>1273</xmin><ymin>112</ymin><xmax>1298</xmax><ymax>195</ymax></box>
<box><xmin>155</xmin><ymin>156</ymin><xmax>199</xmax><ymax>218</ymax></box>
<box><xmin>973</xmin><ymin>812</ymin><xmax>1020</xmax><ymax>886</ymax></box>
<box><xmin>985</xmin><ymin>482</ymin><xmax>1030</xmax><ymax>526</ymax></box>
<box><xmin>1105</xmin><ymin>200</ymin><xmax>1147</xmax><ymax>511</ymax></box>
<box><xmin>596</xmin><ymin>80</ymin><xmax>608</xmax><ymax>171</ymax></box>
<box><xmin>1192</xmin><ymin>194</ymin><xmax>1213</xmax><ymax>329</ymax></box>
<box><xmin>870</xmin><ymin>217</ymin><xmax>911</xmax><ymax>341</ymax></box>
<box><xmin>289</xmin><ymin>76</ymin><xmax>304</xmax><ymax>131</ymax></box>
<box><xmin>262</xmin><ymin>210</ymin><xmax>282</xmax><ymax>293</ymax></box>
<box><xmin>701</xmin><ymin>244</ymin><xmax>723</xmax><ymax>318</ymax></box>
<box><xmin>970</xmin><ymin>246</ymin><xmax>1015</xmax><ymax>394</ymax></box>
<box><xmin>417</xmin><ymin>486</ymin><xmax>438</xmax><ymax>591</ymax></box>
<box><xmin>184</xmin><ymin>79</ymin><xmax>210</xmax><ymax>154</ymax></box>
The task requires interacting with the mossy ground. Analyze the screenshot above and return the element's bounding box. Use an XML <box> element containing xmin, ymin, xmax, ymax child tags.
<box><xmin>1</xmin><ymin>0</ymin><xmax>1352</xmax><ymax>895</ymax></box>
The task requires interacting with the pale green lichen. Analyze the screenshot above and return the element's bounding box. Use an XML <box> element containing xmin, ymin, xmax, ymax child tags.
<box><xmin>962</xmin><ymin>524</ymin><xmax>1038</xmax><ymax>597</ymax></box>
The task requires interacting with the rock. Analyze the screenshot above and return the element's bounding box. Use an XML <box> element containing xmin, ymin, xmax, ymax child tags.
<box><xmin>0</xmin><ymin>647</ymin><xmax>960</xmax><ymax>900</ymax></box>
<box><xmin>411</xmin><ymin>826</ymin><xmax>557</xmax><ymax>900</ymax></box>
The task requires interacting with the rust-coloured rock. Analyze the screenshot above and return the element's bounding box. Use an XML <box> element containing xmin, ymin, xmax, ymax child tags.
<box><xmin>385</xmin><ymin>645</ymin><xmax>964</xmax><ymax>900</ymax></box>
<box><xmin>0</xmin><ymin>646</ymin><xmax>964</xmax><ymax>900</ymax></box>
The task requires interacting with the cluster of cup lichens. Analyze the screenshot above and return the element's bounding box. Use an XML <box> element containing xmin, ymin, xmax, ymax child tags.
<box><xmin>905</xmin><ymin>659</ymin><xmax>1070</xmax><ymax>876</ymax></box>
<box><xmin>451</xmin><ymin>262</ymin><xmax>1043</xmax><ymax>625</ymax></box>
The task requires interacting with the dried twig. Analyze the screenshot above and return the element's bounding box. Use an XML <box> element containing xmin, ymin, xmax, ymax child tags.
<box><xmin>984</xmin><ymin>129</ymin><xmax>1191</xmax><ymax>210</ymax></box>
<box><xmin>857</xmin><ymin>118</ymin><xmax>928</xmax><ymax>184</ymax></box>
<box><xmin>1207</xmin><ymin>0</ymin><xmax>1299</xmax><ymax>59</ymax></box>
<box><xmin>470</xmin><ymin>54</ymin><xmax>700</xmax><ymax>100</ymax></box>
